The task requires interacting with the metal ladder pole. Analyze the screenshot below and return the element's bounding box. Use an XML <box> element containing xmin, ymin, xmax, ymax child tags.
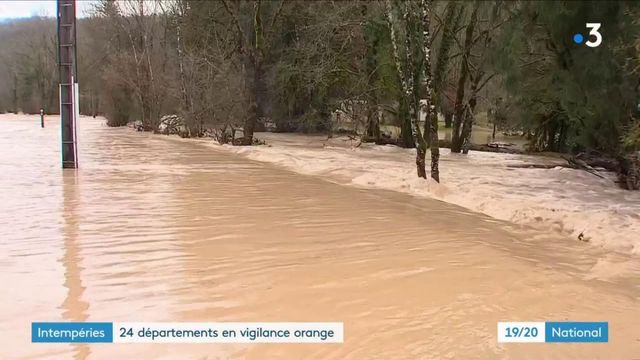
<box><xmin>57</xmin><ymin>0</ymin><xmax>78</xmax><ymax>169</ymax></box>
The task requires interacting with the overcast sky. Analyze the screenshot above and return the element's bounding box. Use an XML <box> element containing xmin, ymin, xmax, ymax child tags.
<box><xmin>0</xmin><ymin>1</ymin><xmax>96</xmax><ymax>19</ymax></box>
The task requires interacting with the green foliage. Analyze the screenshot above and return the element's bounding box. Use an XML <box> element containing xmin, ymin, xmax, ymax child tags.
<box><xmin>623</xmin><ymin>123</ymin><xmax>640</xmax><ymax>151</ymax></box>
<box><xmin>364</xmin><ymin>14</ymin><xmax>400</xmax><ymax>105</ymax></box>
<box><xmin>494</xmin><ymin>1</ymin><xmax>640</xmax><ymax>154</ymax></box>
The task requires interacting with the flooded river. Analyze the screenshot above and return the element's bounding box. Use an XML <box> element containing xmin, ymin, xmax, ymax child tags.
<box><xmin>1</xmin><ymin>115</ymin><xmax>639</xmax><ymax>359</ymax></box>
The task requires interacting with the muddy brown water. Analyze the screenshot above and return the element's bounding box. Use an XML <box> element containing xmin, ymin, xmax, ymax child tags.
<box><xmin>1</xmin><ymin>115</ymin><xmax>639</xmax><ymax>359</ymax></box>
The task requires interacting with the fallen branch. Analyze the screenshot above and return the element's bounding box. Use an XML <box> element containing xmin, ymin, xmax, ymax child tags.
<box><xmin>506</xmin><ymin>157</ymin><xmax>607</xmax><ymax>179</ymax></box>
<box><xmin>438</xmin><ymin>139</ymin><xmax>525</xmax><ymax>154</ymax></box>
<box><xmin>507</xmin><ymin>163</ymin><xmax>567</xmax><ymax>169</ymax></box>
<box><xmin>565</xmin><ymin>156</ymin><xmax>606</xmax><ymax>179</ymax></box>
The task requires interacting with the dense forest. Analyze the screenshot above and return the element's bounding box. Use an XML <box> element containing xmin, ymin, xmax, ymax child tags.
<box><xmin>0</xmin><ymin>0</ymin><xmax>639</xmax><ymax>187</ymax></box>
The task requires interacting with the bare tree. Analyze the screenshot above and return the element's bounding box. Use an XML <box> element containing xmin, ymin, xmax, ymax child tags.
<box><xmin>96</xmin><ymin>0</ymin><xmax>170</xmax><ymax>130</ymax></box>
<box><xmin>221</xmin><ymin>0</ymin><xmax>284</xmax><ymax>145</ymax></box>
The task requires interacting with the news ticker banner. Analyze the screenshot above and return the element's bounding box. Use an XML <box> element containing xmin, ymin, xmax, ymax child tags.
<box><xmin>32</xmin><ymin>322</ymin><xmax>343</xmax><ymax>344</ymax></box>
<box><xmin>32</xmin><ymin>321</ymin><xmax>607</xmax><ymax>344</ymax></box>
<box><xmin>497</xmin><ymin>322</ymin><xmax>608</xmax><ymax>343</ymax></box>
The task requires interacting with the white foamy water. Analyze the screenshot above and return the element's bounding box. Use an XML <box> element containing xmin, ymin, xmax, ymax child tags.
<box><xmin>219</xmin><ymin>132</ymin><xmax>640</xmax><ymax>255</ymax></box>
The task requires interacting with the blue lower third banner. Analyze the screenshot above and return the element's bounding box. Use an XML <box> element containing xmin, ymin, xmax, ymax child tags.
<box><xmin>497</xmin><ymin>321</ymin><xmax>608</xmax><ymax>343</ymax></box>
<box><xmin>32</xmin><ymin>322</ymin><xmax>113</xmax><ymax>343</ymax></box>
<box><xmin>545</xmin><ymin>322</ymin><xmax>608</xmax><ymax>343</ymax></box>
<box><xmin>32</xmin><ymin>322</ymin><xmax>344</xmax><ymax>343</ymax></box>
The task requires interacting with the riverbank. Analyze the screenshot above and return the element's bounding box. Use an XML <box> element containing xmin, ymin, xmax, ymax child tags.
<box><xmin>205</xmin><ymin>132</ymin><xmax>640</xmax><ymax>255</ymax></box>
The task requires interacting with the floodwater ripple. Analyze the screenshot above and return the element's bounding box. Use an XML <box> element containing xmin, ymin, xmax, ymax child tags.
<box><xmin>0</xmin><ymin>115</ymin><xmax>639</xmax><ymax>359</ymax></box>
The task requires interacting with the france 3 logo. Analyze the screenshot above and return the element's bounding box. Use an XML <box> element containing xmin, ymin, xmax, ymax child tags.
<box><xmin>573</xmin><ymin>23</ymin><xmax>602</xmax><ymax>48</ymax></box>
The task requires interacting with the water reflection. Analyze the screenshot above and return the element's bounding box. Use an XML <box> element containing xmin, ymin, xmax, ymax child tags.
<box><xmin>61</xmin><ymin>172</ymin><xmax>90</xmax><ymax>360</ymax></box>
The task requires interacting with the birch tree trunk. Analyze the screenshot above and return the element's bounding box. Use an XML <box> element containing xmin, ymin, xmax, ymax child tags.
<box><xmin>420</xmin><ymin>0</ymin><xmax>439</xmax><ymax>182</ymax></box>
<box><xmin>403</xmin><ymin>1</ymin><xmax>428</xmax><ymax>179</ymax></box>
<box><xmin>385</xmin><ymin>1</ymin><xmax>413</xmax><ymax>149</ymax></box>
<box><xmin>385</xmin><ymin>0</ymin><xmax>426</xmax><ymax>179</ymax></box>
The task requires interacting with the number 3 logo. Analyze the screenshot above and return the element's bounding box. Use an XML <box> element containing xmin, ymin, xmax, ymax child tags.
<box><xmin>585</xmin><ymin>23</ymin><xmax>602</xmax><ymax>48</ymax></box>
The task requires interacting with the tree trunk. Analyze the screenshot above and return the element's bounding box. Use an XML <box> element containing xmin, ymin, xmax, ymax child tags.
<box><xmin>398</xmin><ymin>98</ymin><xmax>414</xmax><ymax>148</ymax></box>
<box><xmin>385</xmin><ymin>4</ymin><xmax>414</xmax><ymax>149</ymax></box>
<box><xmin>399</xmin><ymin>103</ymin><xmax>414</xmax><ymax>147</ymax></box>
<box><xmin>416</xmin><ymin>145</ymin><xmax>427</xmax><ymax>178</ymax></box>
<box><xmin>364</xmin><ymin>9</ymin><xmax>381</xmax><ymax>145</ymax></box>
<box><xmin>243</xmin><ymin>1</ymin><xmax>265</xmax><ymax>145</ymax></box>
<box><xmin>460</xmin><ymin>106</ymin><xmax>473</xmax><ymax>154</ymax></box>
<box><xmin>385</xmin><ymin>0</ymin><xmax>426</xmax><ymax>177</ymax></box>
<box><xmin>365</xmin><ymin>100</ymin><xmax>381</xmax><ymax>142</ymax></box>
<box><xmin>141</xmin><ymin>93</ymin><xmax>152</xmax><ymax>130</ymax></box>
<box><xmin>461</xmin><ymin>2</ymin><xmax>499</xmax><ymax>155</ymax></box>
<box><xmin>420</xmin><ymin>0</ymin><xmax>439</xmax><ymax>182</ymax></box>
<box><xmin>430</xmin><ymin>2</ymin><xmax>461</xmax><ymax>133</ymax></box>
<box><xmin>12</xmin><ymin>72</ymin><xmax>18</xmax><ymax>113</ymax></box>
<box><xmin>621</xmin><ymin>154</ymin><xmax>640</xmax><ymax>190</ymax></box>
<box><xmin>444</xmin><ymin>111</ymin><xmax>453</xmax><ymax>128</ymax></box>
<box><xmin>243</xmin><ymin>90</ymin><xmax>258</xmax><ymax>145</ymax></box>
<box><xmin>451</xmin><ymin>2</ymin><xmax>479</xmax><ymax>153</ymax></box>
<box><xmin>175</xmin><ymin>15</ymin><xmax>190</xmax><ymax>114</ymax></box>
<box><xmin>404</xmin><ymin>1</ymin><xmax>428</xmax><ymax>179</ymax></box>
<box><xmin>461</xmin><ymin>73</ymin><xmax>480</xmax><ymax>154</ymax></box>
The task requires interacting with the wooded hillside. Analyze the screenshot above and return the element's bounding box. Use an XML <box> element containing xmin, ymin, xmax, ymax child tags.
<box><xmin>0</xmin><ymin>0</ymin><xmax>638</xmax><ymax>186</ymax></box>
